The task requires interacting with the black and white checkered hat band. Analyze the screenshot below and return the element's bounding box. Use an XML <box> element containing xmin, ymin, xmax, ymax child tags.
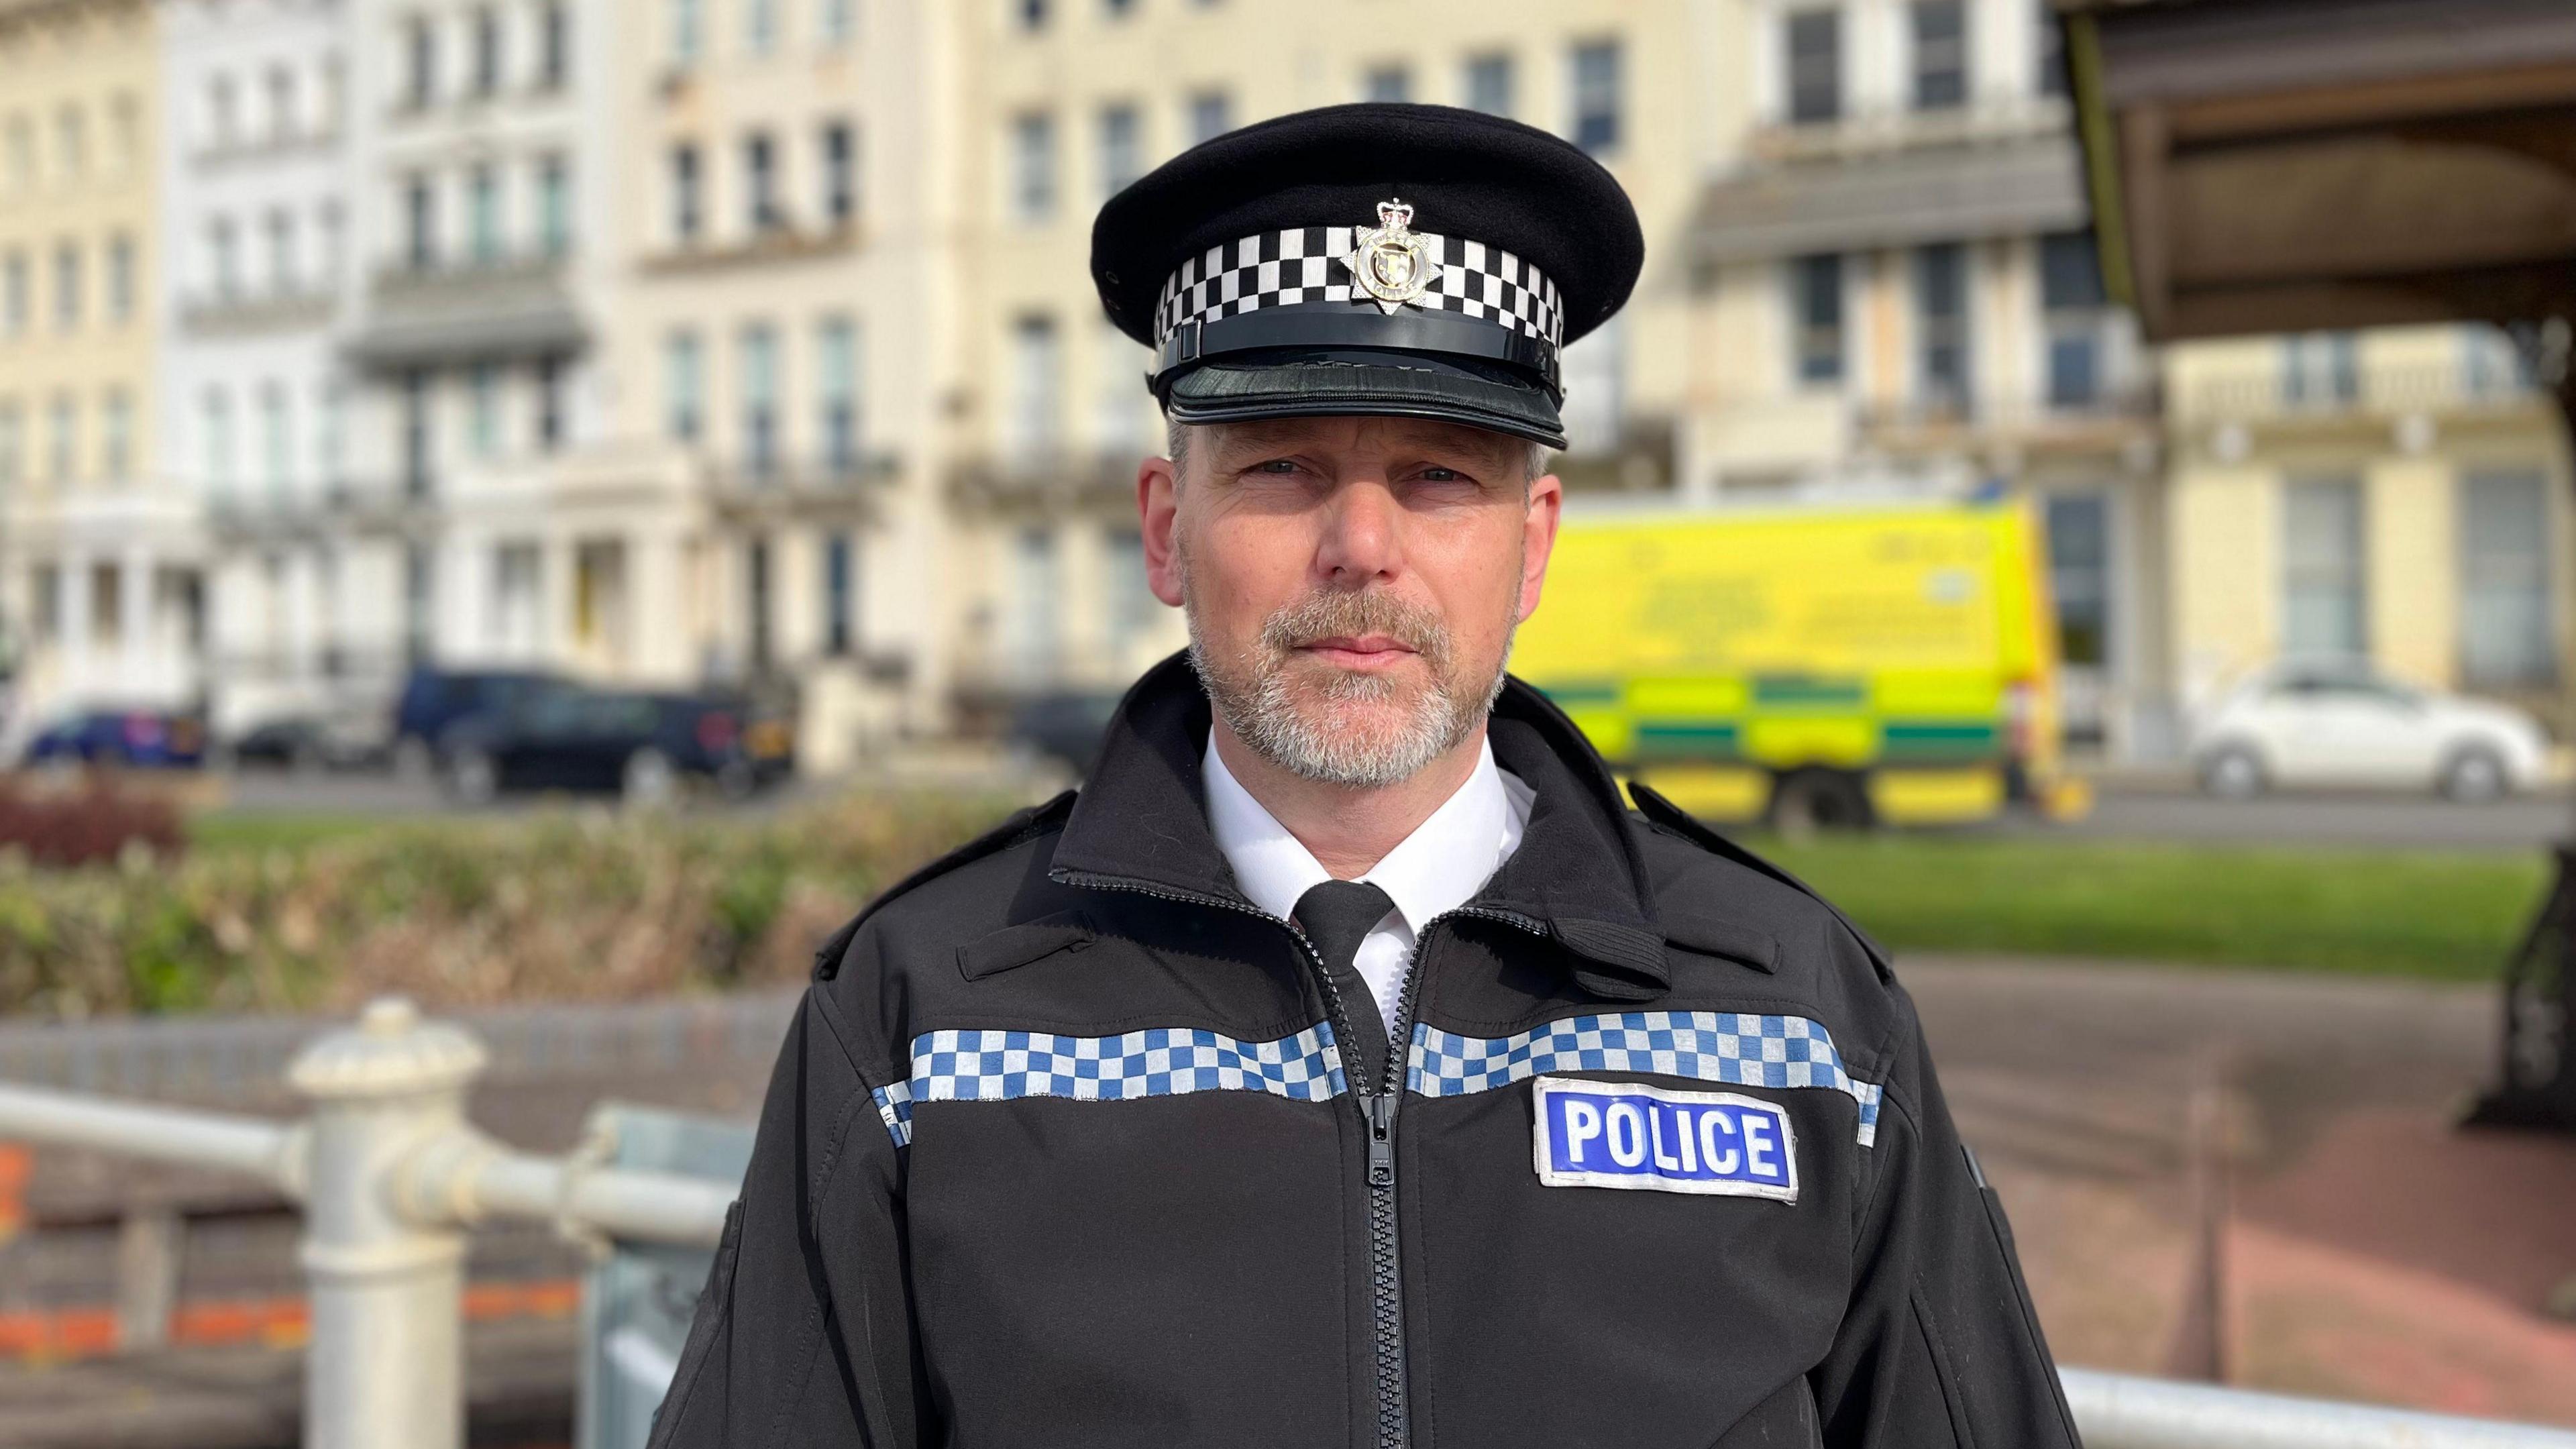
<box><xmin>1155</xmin><ymin>228</ymin><xmax>1563</xmax><ymax>351</ymax></box>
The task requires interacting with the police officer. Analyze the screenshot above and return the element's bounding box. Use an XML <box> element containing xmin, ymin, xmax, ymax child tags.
<box><xmin>649</xmin><ymin>103</ymin><xmax>2078</xmax><ymax>1449</ymax></box>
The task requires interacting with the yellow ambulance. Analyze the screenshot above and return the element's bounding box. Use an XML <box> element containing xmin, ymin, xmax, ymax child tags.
<box><xmin>1513</xmin><ymin>498</ymin><xmax>2086</xmax><ymax>828</ymax></box>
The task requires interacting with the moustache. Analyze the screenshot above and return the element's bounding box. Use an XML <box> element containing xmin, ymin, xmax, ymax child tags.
<box><xmin>1259</xmin><ymin>590</ymin><xmax>1453</xmax><ymax>672</ymax></box>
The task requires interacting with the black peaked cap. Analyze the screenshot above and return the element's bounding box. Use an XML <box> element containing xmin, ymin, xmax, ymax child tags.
<box><xmin>1093</xmin><ymin>102</ymin><xmax>1644</xmax><ymax>351</ymax></box>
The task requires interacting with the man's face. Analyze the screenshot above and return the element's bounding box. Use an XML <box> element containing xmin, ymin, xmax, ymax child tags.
<box><xmin>1138</xmin><ymin>415</ymin><xmax>1562</xmax><ymax>788</ymax></box>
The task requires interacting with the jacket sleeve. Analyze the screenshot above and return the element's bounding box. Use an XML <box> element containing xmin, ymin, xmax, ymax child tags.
<box><xmin>647</xmin><ymin>986</ymin><xmax>926</xmax><ymax>1449</ymax></box>
<box><xmin>1809</xmin><ymin>981</ymin><xmax>2080</xmax><ymax>1449</ymax></box>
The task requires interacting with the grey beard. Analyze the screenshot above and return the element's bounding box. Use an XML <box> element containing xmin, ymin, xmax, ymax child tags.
<box><xmin>1184</xmin><ymin>576</ymin><xmax>1515</xmax><ymax>790</ymax></box>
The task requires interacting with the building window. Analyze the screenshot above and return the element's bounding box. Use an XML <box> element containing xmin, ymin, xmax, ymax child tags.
<box><xmin>746</xmin><ymin>131</ymin><xmax>780</xmax><ymax>233</ymax></box>
<box><xmin>2046</xmin><ymin>494</ymin><xmax>2108</xmax><ymax>669</ymax></box>
<box><xmin>2461</xmin><ymin>470</ymin><xmax>2555</xmax><ymax>688</ymax></box>
<box><xmin>672</xmin><ymin>0</ymin><xmax>702</xmax><ymax>66</ymax></box>
<box><xmin>670</xmin><ymin>144</ymin><xmax>701</xmax><ymax>244</ymax></box>
<box><xmin>320</xmin><ymin>201</ymin><xmax>345</xmax><ymax>282</ymax></box>
<box><xmin>319</xmin><ymin>380</ymin><xmax>345</xmax><ymax>483</ymax></box>
<box><xmin>822</xmin><ymin>121</ymin><xmax>857</xmax><ymax>226</ymax></box>
<box><xmin>821</xmin><ymin>0</ymin><xmax>857</xmax><ymax>46</ymax></box>
<box><xmin>1105</xmin><ymin>525</ymin><xmax>1150</xmax><ymax>657</ymax></box>
<box><xmin>1786</xmin><ymin>9</ymin><xmax>1841</xmax><ymax>125</ymax></box>
<box><xmin>204</xmin><ymin>388</ymin><xmax>233</xmax><ymax>493</ymax></box>
<box><xmin>102</xmin><ymin>389</ymin><xmax>129</xmax><ymax>482</ymax></box>
<box><xmin>665</xmin><ymin>329</ymin><xmax>702</xmax><ymax>441</ymax></box>
<box><xmin>2283</xmin><ymin>331</ymin><xmax>2359</xmax><ymax>408</ymax></box>
<box><xmin>56</xmin><ymin>105</ymin><xmax>83</xmax><ymax>180</ymax></box>
<box><xmin>747</xmin><ymin>0</ymin><xmax>779</xmax><ymax>55</ymax></box>
<box><xmin>1789</xmin><ymin>254</ymin><xmax>1843</xmax><ymax>386</ymax></box>
<box><xmin>266</xmin><ymin>66</ymin><xmax>297</xmax><ymax>144</ymax></box>
<box><xmin>1095</xmin><ymin>316</ymin><xmax>1149</xmax><ymax>453</ymax></box>
<box><xmin>469</xmin><ymin>363</ymin><xmax>502</xmax><ymax>457</ymax></box>
<box><xmin>1011</xmin><ymin>112</ymin><xmax>1056</xmax><ymax>221</ymax></box>
<box><xmin>741</xmin><ymin>325</ymin><xmax>779</xmax><ymax>478</ymax></box>
<box><xmin>0</xmin><ymin>402</ymin><xmax>17</xmax><ymax>485</ymax></box>
<box><xmin>818</xmin><ymin>317</ymin><xmax>860</xmax><ymax>474</ymax></box>
<box><xmin>1570</xmin><ymin>42</ymin><xmax>1621</xmax><ymax>154</ymax></box>
<box><xmin>48</xmin><ymin>392</ymin><xmax>74</xmax><ymax>482</ymax></box>
<box><xmin>746</xmin><ymin>536</ymin><xmax>773</xmax><ymax>670</ymax></box>
<box><xmin>404</xmin><ymin>543</ymin><xmax>435</xmax><ymax>662</ymax></box>
<box><xmin>2463</xmin><ymin>324</ymin><xmax>2538</xmax><ymax>398</ymax></box>
<box><xmin>2283</xmin><ymin>477</ymin><xmax>2367</xmax><ymax>661</ymax></box>
<box><xmin>2036</xmin><ymin>0</ymin><xmax>2067</xmax><ymax>97</ymax></box>
<box><xmin>406</xmin><ymin>174</ymin><xmax>437</xmax><ymax>269</ymax></box>
<box><xmin>400</xmin><ymin>371</ymin><xmax>432</xmax><ymax>497</ymax></box>
<box><xmin>1009</xmin><ymin>527</ymin><xmax>1060</xmax><ymax>682</ymax></box>
<box><xmin>493</xmin><ymin>541</ymin><xmax>541</xmax><ymax>655</ymax></box>
<box><xmin>266</xmin><ymin>209</ymin><xmax>297</xmax><ymax>293</ymax></box>
<box><xmin>52</xmin><ymin>242</ymin><xmax>80</xmax><ymax>331</ymax></box>
<box><xmin>1186</xmin><ymin>90</ymin><xmax>1231</xmax><ymax>146</ymax></box>
<box><xmin>823</xmin><ymin>532</ymin><xmax>855</xmax><ymax>655</ymax></box>
<box><xmin>261</xmin><ymin>382</ymin><xmax>292</xmax><ymax>494</ymax></box>
<box><xmin>1915</xmin><ymin>242</ymin><xmax>1970</xmax><ymax>411</ymax></box>
<box><xmin>1105</xmin><ymin>0</ymin><xmax>1134</xmax><ymax>15</ymax></box>
<box><xmin>1008</xmin><ymin>314</ymin><xmax>1061</xmax><ymax>464</ymax></box>
<box><xmin>1560</xmin><ymin>315</ymin><xmax>1625</xmax><ymax>455</ymax></box>
<box><xmin>1912</xmin><ymin>1</ymin><xmax>1968</xmax><ymax>111</ymax></box>
<box><xmin>1364</xmin><ymin>65</ymin><xmax>1411</xmax><ymax>103</ymax></box>
<box><xmin>205</xmin><ymin>77</ymin><xmax>237</xmax><ymax>152</ymax></box>
<box><xmin>540</xmin><ymin>2</ymin><xmax>570</xmax><ymax>89</ymax></box>
<box><xmin>468</xmin><ymin>164</ymin><xmax>501</xmax><ymax>262</ymax></box>
<box><xmin>210</xmin><ymin>218</ymin><xmax>239</xmax><ymax>299</ymax></box>
<box><xmin>1018</xmin><ymin>0</ymin><xmax>1048</xmax><ymax>32</ymax></box>
<box><xmin>472</xmin><ymin>7</ymin><xmax>502</xmax><ymax>97</ymax></box>
<box><xmin>535</xmin><ymin>358</ymin><xmax>565</xmax><ymax>451</ymax></box>
<box><xmin>537</xmin><ymin>155</ymin><xmax>572</xmax><ymax>256</ymax></box>
<box><xmin>409</xmin><ymin>15</ymin><xmax>439</xmax><ymax>108</ymax></box>
<box><xmin>3</xmin><ymin>250</ymin><xmax>23</xmax><ymax>334</ymax></box>
<box><xmin>107</xmin><ymin>233</ymin><xmax>133</xmax><ymax>321</ymax></box>
<box><xmin>2041</xmin><ymin>231</ymin><xmax>2108</xmax><ymax>409</ymax></box>
<box><xmin>1464</xmin><ymin>53</ymin><xmax>1514</xmax><ymax>117</ymax></box>
<box><xmin>1097</xmin><ymin>103</ymin><xmax>1141</xmax><ymax>199</ymax></box>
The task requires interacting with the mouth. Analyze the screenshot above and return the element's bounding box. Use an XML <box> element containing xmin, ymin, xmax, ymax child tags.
<box><xmin>1295</xmin><ymin>635</ymin><xmax>1419</xmax><ymax>671</ymax></box>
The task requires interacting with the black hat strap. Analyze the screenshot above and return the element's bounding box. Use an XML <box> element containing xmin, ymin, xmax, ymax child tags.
<box><xmin>1151</xmin><ymin>305</ymin><xmax>1563</xmax><ymax>399</ymax></box>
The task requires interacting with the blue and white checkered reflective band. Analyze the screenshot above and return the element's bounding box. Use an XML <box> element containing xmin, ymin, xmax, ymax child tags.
<box><xmin>875</xmin><ymin>1022</ymin><xmax>1348</xmax><ymax>1147</ymax></box>
<box><xmin>1409</xmin><ymin>1011</ymin><xmax>1884</xmax><ymax>1147</ymax></box>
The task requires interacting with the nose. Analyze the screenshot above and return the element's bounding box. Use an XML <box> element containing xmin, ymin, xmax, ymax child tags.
<box><xmin>1316</xmin><ymin>477</ymin><xmax>1400</xmax><ymax>585</ymax></box>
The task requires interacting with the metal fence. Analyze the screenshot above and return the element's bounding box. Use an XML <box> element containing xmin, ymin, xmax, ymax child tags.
<box><xmin>2</xmin><ymin>995</ymin><xmax>2573</xmax><ymax>1449</ymax></box>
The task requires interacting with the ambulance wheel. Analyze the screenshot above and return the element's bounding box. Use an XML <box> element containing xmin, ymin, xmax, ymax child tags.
<box><xmin>1768</xmin><ymin>768</ymin><xmax>1873</xmax><ymax>834</ymax></box>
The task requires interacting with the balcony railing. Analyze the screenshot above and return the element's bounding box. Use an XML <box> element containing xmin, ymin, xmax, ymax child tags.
<box><xmin>348</xmin><ymin>254</ymin><xmax>586</xmax><ymax>370</ymax></box>
<box><xmin>2</xmin><ymin>996</ymin><xmax>2573</xmax><ymax>1449</ymax></box>
<box><xmin>179</xmin><ymin>285</ymin><xmax>338</xmax><ymax>336</ymax></box>
<box><xmin>2186</xmin><ymin>362</ymin><xmax>2544</xmax><ymax>423</ymax></box>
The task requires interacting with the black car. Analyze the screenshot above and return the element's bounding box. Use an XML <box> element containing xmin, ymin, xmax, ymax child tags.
<box><xmin>1005</xmin><ymin>690</ymin><xmax>1125</xmax><ymax>776</ymax></box>
<box><xmin>439</xmin><ymin>686</ymin><xmax>796</xmax><ymax>804</ymax></box>
<box><xmin>391</xmin><ymin>667</ymin><xmax>559</xmax><ymax>775</ymax></box>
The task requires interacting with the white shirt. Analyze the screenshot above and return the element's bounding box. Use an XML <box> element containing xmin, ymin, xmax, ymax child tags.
<box><xmin>1202</xmin><ymin>728</ymin><xmax>1535</xmax><ymax>1032</ymax></box>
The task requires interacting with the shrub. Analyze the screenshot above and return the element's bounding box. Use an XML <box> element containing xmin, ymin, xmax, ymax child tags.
<box><xmin>0</xmin><ymin>789</ymin><xmax>1020</xmax><ymax>1020</ymax></box>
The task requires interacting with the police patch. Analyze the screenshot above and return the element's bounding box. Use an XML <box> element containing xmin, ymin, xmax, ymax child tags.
<box><xmin>1531</xmin><ymin>1077</ymin><xmax>1799</xmax><ymax>1202</ymax></box>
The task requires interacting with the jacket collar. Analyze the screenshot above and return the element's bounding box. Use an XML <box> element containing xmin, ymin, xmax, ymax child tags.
<box><xmin>1049</xmin><ymin>651</ymin><xmax>1669</xmax><ymax>1000</ymax></box>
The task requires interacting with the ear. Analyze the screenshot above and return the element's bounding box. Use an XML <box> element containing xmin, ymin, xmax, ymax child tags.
<box><xmin>1516</xmin><ymin>469</ymin><xmax>1563</xmax><ymax>623</ymax></box>
<box><xmin>1139</xmin><ymin>453</ymin><xmax>1185</xmax><ymax>606</ymax></box>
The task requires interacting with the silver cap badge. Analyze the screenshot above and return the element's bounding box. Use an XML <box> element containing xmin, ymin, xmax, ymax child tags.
<box><xmin>1344</xmin><ymin>199</ymin><xmax>1437</xmax><ymax>313</ymax></box>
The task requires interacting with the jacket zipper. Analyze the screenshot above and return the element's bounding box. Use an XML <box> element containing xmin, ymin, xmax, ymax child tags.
<box><xmin>1055</xmin><ymin>867</ymin><xmax>1546</xmax><ymax>1449</ymax></box>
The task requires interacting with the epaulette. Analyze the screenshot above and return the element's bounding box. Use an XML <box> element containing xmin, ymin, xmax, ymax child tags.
<box><xmin>1625</xmin><ymin>781</ymin><xmax>1895</xmax><ymax>979</ymax></box>
<box><xmin>812</xmin><ymin>790</ymin><xmax>1078</xmax><ymax>981</ymax></box>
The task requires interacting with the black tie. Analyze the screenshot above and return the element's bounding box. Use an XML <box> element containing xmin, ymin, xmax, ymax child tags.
<box><xmin>1293</xmin><ymin>880</ymin><xmax>1396</xmax><ymax>1088</ymax></box>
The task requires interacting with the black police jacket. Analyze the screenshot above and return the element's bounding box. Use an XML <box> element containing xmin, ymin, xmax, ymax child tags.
<box><xmin>648</xmin><ymin>653</ymin><xmax>2080</xmax><ymax>1449</ymax></box>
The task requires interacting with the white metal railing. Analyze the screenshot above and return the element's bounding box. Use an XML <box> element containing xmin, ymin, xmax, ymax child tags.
<box><xmin>2</xmin><ymin>996</ymin><xmax>2573</xmax><ymax>1449</ymax></box>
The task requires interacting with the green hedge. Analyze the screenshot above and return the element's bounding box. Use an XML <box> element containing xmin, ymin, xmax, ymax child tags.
<box><xmin>1</xmin><ymin>792</ymin><xmax>1017</xmax><ymax>1020</ymax></box>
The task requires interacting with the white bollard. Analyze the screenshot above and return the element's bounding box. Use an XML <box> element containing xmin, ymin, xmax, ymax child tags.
<box><xmin>288</xmin><ymin>997</ymin><xmax>490</xmax><ymax>1449</ymax></box>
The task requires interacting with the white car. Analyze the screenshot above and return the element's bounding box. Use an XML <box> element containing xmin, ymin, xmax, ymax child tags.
<box><xmin>2192</xmin><ymin>665</ymin><xmax>2550</xmax><ymax>801</ymax></box>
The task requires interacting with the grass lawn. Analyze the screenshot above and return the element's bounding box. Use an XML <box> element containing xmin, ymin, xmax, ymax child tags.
<box><xmin>178</xmin><ymin>808</ymin><xmax>2546</xmax><ymax>983</ymax></box>
<box><xmin>1757</xmin><ymin>834</ymin><xmax>2546</xmax><ymax>981</ymax></box>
